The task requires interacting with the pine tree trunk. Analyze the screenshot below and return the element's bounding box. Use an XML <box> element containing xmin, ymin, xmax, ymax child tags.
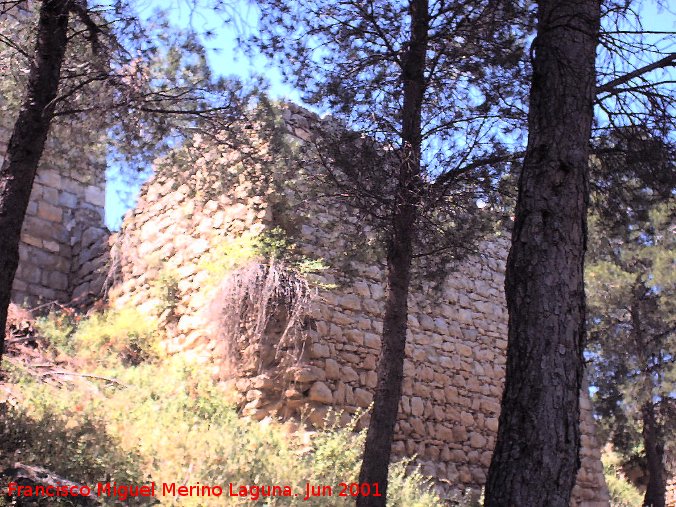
<box><xmin>0</xmin><ymin>0</ymin><xmax>70</xmax><ymax>364</ymax></box>
<box><xmin>642</xmin><ymin>403</ymin><xmax>666</xmax><ymax>506</ymax></box>
<box><xmin>632</xmin><ymin>294</ymin><xmax>667</xmax><ymax>507</ymax></box>
<box><xmin>356</xmin><ymin>210</ymin><xmax>415</xmax><ymax>507</ymax></box>
<box><xmin>484</xmin><ymin>1</ymin><xmax>600</xmax><ymax>505</ymax></box>
<box><xmin>356</xmin><ymin>0</ymin><xmax>428</xmax><ymax>505</ymax></box>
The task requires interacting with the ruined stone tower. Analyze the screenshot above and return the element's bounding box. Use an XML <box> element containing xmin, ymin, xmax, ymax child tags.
<box><xmin>105</xmin><ymin>104</ymin><xmax>611</xmax><ymax>505</ymax></box>
<box><xmin>0</xmin><ymin>126</ymin><xmax>109</xmax><ymax>307</ymax></box>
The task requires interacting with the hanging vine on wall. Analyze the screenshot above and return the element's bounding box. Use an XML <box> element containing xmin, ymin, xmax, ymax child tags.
<box><xmin>210</xmin><ymin>260</ymin><xmax>315</xmax><ymax>376</ymax></box>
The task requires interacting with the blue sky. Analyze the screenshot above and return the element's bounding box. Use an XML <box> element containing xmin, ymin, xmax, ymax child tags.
<box><xmin>105</xmin><ymin>1</ymin><xmax>675</xmax><ymax>230</ymax></box>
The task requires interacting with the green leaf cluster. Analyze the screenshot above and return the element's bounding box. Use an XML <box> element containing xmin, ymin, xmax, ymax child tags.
<box><xmin>586</xmin><ymin>137</ymin><xmax>675</xmax><ymax>476</ymax></box>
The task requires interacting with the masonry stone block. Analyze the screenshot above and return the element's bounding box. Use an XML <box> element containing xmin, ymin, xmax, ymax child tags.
<box><xmin>325</xmin><ymin>358</ymin><xmax>340</xmax><ymax>379</ymax></box>
<box><xmin>36</xmin><ymin>169</ymin><xmax>61</xmax><ymax>187</ymax></box>
<box><xmin>85</xmin><ymin>185</ymin><xmax>105</xmax><ymax>207</ymax></box>
<box><xmin>309</xmin><ymin>381</ymin><xmax>333</xmax><ymax>404</ymax></box>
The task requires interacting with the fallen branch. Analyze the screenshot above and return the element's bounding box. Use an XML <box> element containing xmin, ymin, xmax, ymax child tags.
<box><xmin>1</xmin><ymin>463</ymin><xmax>99</xmax><ymax>506</ymax></box>
<box><xmin>40</xmin><ymin>371</ymin><xmax>126</xmax><ymax>387</ymax></box>
<box><xmin>5</xmin><ymin>336</ymin><xmax>39</xmax><ymax>345</ymax></box>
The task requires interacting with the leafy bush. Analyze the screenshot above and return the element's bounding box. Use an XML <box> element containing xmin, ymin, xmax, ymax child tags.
<box><xmin>602</xmin><ymin>450</ymin><xmax>644</xmax><ymax>507</ymax></box>
<box><xmin>0</xmin><ymin>368</ymin><xmax>143</xmax><ymax>491</ymax></box>
<box><xmin>37</xmin><ymin>307</ymin><xmax>159</xmax><ymax>366</ymax></box>
<box><xmin>73</xmin><ymin>308</ymin><xmax>159</xmax><ymax>365</ymax></box>
<box><xmin>199</xmin><ymin>228</ymin><xmax>330</xmax><ymax>286</ymax></box>
<box><xmin>36</xmin><ymin>310</ymin><xmax>77</xmax><ymax>355</ymax></box>
<box><xmin>151</xmin><ymin>267</ymin><xmax>181</xmax><ymax>314</ymax></box>
<box><xmin>386</xmin><ymin>460</ymin><xmax>444</xmax><ymax>507</ymax></box>
<box><xmin>198</xmin><ymin>232</ymin><xmax>266</xmax><ymax>281</ymax></box>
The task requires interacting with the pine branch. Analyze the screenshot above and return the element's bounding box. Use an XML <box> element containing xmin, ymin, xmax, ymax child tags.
<box><xmin>431</xmin><ymin>151</ymin><xmax>524</xmax><ymax>191</ymax></box>
<box><xmin>596</xmin><ymin>53</ymin><xmax>676</xmax><ymax>95</ymax></box>
<box><xmin>68</xmin><ymin>0</ymin><xmax>104</xmax><ymax>55</ymax></box>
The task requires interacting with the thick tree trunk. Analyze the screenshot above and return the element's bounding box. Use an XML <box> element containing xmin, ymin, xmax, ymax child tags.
<box><xmin>642</xmin><ymin>402</ymin><xmax>666</xmax><ymax>507</ymax></box>
<box><xmin>484</xmin><ymin>1</ymin><xmax>600</xmax><ymax>506</ymax></box>
<box><xmin>631</xmin><ymin>294</ymin><xmax>667</xmax><ymax>507</ymax></box>
<box><xmin>356</xmin><ymin>1</ymin><xmax>428</xmax><ymax>505</ymax></box>
<box><xmin>0</xmin><ymin>0</ymin><xmax>70</xmax><ymax>364</ymax></box>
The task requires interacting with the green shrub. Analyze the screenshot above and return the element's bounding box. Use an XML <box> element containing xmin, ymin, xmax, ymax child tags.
<box><xmin>386</xmin><ymin>460</ymin><xmax>444</xmax><ymax>507</ymax></box>
<box><xmin>602</xmin><ymin>450</ymin><xmax>644</xmax><ymax>507</ymax></box>
<box><xmin>36</xmin><ymin>310</ymin><xmax>77</xmax><ymax>355</ymax></box>
<box><xmin>37</xmin><ymin>307</ymin><xmax>159</xmax><ymax>366</ymax></box>
<box><xmin>199</xmin><ymin>228</ymin><xmax>330</xmax><ymax>289</ymax></box>
<box><xmin>0</xmin><ymin>369</ymin><xmax>143</xmax><ymax>490</ymax></box>
<box><xmin>5</xmin><ymin>356</ymin><xmax>444</xmax><ymax>506</ymax></box>
<box><xmin>198</xmin><ymin>232</ymin><xmax>264</xmax><ymax>281</ymax></box>
<box><xmin>151</xmin><ymin>268</ymin><xmax>181</xmax><ymax>314</ymax></box>
<box><xmin>73</xmin><ymin>308</ymin><xmax>159</xmax><ymax>365</ymax></box>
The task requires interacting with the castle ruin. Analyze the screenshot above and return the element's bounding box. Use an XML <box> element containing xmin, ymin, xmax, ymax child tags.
<box><xmin>1</xmin><ymin>126</ymin><xmax>109</xmax><ymax>308</ymax></box>
<box><xmin>101</xmin><ymin>105</ymin><xmax>610</xmax><ymax>505</ymax></box>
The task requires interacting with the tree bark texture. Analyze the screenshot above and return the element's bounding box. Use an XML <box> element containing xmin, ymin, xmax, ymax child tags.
<box><xmin>0</xmin><ymin>0</ymin><xmax>70</xmax><ymax>364</ymax></box>
<box><xmin>642</xmin><ymin>402</ymin><xmax>666</xmax><ymax>507</ymax></box>
<box><xmin>484</xmin><ymin>1</ymin><xmax>600</xmax><ymax>505</ymax></box>
<box><xmin>356</xmin><ymin>0</ymin><xmax>428</xmax><ymax>505</ymax></box>
<box><xmin>632</xmin><ymin>296</ymin><xmax>666</xmax><ymax>507</ymax></box>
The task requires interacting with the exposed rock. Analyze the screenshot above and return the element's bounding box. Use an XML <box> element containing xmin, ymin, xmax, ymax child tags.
<box><xmin>308</xmin><ymin>381</ymin><xmax>333</xmax><ymax>404</ymax></box>
<box><xmin>353</xmin><ymin>388</ymin><xmax>373</xmax><ymax>408</ymax></box>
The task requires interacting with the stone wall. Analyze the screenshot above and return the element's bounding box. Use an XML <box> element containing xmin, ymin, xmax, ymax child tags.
<box><xmin>108</xmin><ymin>105</ymin><xmax>610</xmax><ymax>505</ymax></box>
<box><xmin>667</xmin><ymin>458</ymin><xmax>676</xmax><ymax>507</ymax></box>
<box><xmin>0</xmin><ymin>127</ymin><xmax>109</xmax><ymax>308</ymax></box>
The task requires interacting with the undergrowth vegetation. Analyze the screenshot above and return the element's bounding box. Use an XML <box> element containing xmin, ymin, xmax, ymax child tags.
<box><xmin>601</xmin><ymin>451</ymin><xmax>644</xmax><ymax>507</ymax></box>
<box><xmin>36</xmin><ymin>307</ymin><xmax>159</xmax><ymax>365</ymax></box>
<box><xmin>1</xmin><ymin>308</ymin><xmax>445</xmax><ymax>506</ymax></box>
